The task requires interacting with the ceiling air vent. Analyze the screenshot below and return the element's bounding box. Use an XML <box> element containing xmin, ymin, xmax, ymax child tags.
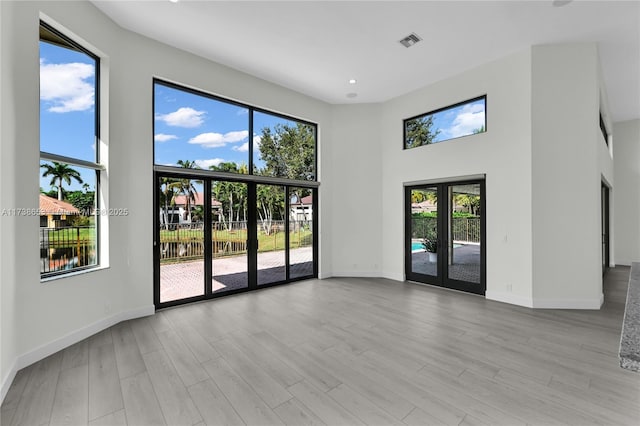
<box><xmin>399</xmin><ymin>33</ymin><xmax>422</xmax><ymax>48</ymax></box>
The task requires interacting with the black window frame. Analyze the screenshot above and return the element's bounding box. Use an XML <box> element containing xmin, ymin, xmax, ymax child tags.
<box><xmin>599</xmin><ymin>112</ymin><xmax>609</xmax><ymax>146</ymax></box>
<box><xmin>403</xmin><ymin>95</ymin><xmax>487</xmax><ymax>150</ymax></box>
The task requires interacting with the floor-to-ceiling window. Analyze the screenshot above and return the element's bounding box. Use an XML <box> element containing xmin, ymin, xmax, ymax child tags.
<box><xmin>153</xmin><ymin>80</ymin><xmax>318</xmax><ymax>308</ymax></box>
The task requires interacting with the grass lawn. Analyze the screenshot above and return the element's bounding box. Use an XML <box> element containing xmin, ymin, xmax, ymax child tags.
<box><xmin>44</xmin><ymin>227</ymin><xmax>96</xmax><ymax>248</ymax></box>
<box><xmin>159</xmin><ymin>227</ymin><xmax>312</xmax><ymax>252</ymax></box>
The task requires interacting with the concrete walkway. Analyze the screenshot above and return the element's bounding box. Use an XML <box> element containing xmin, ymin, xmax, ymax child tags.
<box><xmin>411</xmin><ymin>243</ymin><xmax>481</xmax><ymax>283</ymax></box>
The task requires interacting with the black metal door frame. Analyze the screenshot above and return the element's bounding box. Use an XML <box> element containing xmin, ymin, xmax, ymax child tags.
<box><xmin>602</xmin><ymin>182</ymin><xmax>610</xmax><ymax>276</ymax></box>
<box><xmin>405</xmin><ymin>179</ymin><xmax>486</xmax><ymax>295</ymax></box>
<box><xmin>153</xmin><ymin>171</ymin><xmax>318</xmax><ymax>309</ymax></box>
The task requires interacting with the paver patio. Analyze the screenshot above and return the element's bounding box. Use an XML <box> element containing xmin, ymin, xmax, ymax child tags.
<box><xmin>160</xmin><ymin>246</ymin><xmax>313</xmax><ymax>303</ymax></box>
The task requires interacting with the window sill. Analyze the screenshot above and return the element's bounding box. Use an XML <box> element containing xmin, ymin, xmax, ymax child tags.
<box><xmin>41</xmin><ymin>265</ymin><xmax>109</xmax><ymax>283</ymax></box>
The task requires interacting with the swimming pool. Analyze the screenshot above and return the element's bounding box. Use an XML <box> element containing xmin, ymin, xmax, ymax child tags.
<box><xmin>411</xmin><ymin>242</ymin><xmax>463</xmax><ymax>251</ymax></box>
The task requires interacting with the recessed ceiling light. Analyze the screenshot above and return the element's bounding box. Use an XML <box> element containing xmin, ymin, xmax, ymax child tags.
<box><xmin>349</xmin><ymin>79</ymin><xmax>357</xmax><ymax>84</ymax></box>
<box><xmin>169</xmin><ymin>0</ymin><xmax>180</xmax><ymax>3</ymax></box>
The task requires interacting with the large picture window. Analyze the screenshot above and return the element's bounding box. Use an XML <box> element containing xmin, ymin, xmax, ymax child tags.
<box><xmin>39</xmin><ymin>22</ymin><xmax>102</xmax><ymax>277</ymax></box>
<box><xmin>403</xmin><ymin>95</ymin><xmax>486</xmax><ymax>149</ymax></box>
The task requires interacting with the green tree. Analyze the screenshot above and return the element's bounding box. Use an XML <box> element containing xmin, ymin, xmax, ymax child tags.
<box><xmin>405</xmin><ymin>115</ymin><xmax>440</xmax><ymax>148</ymax></box>
<box><xmin>211</xmin><ymin>162</ymin><xmax>249</xmax><ymax>228</ymax></box>
<box><xmin>411</xmin><ymin>189</ymin><xmax>437</xmax><ymax>205</ymax></box>
<box><xmin>171</xmin><ymin>160</ymin><xmax>201</xmax><ymax>223</ymax></box>
<box><xmin>257</xmin><ymin>184</ymin><xmax>285</xmax><ymax>235</ymax></box>
<box><xmin>257</xmin><ymin>123</ymin><xmax>315</xmax><ymax>180</ymax></box>
<box><xmin>67</xmin><ymin>190</ymin><xmax>95</xmax><ymax>214</ymax></box>
<box><xmin>159</xmin><ymin>177</ymin><xmax>179</xmax><ymax>229</ymax></box>
<box><xmin>40</xmin><ymin>187</ymin><xmax>59</xmax><ymax>199</ymax></box>
<box><xmin>473</xmin><ymin>125</ymin><xmax>486</xmax><ymax>134</ymax></box>
<box><xmin>41</xmin><ymin>162</ymin><xmax>83</xmax><ymax>200</ymax></box>
<box><xmin>454</xmin><ymin>194</ymin><xmax>480</xmax><ymax>215</ymax></box>
<box><xmin>171</xmin><ymin>179</ymin><xmax>198</xmax><ymax>223</ymax></box>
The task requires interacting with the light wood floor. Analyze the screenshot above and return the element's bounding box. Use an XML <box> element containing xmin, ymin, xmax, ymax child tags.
<box><xmin>2</xmin><ymin>267</ymin><xmax>639</xmax><ymax>425</ymax></box>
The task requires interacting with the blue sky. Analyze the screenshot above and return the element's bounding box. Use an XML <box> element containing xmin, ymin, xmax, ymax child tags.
<box><xmin>39</xmin><ymin>39</ymin><xmax>297</xmax><ymax>195</ymax></box>
<box><xmin>429</xmin><ymin>98</ymin><xmax>486</xmax><ymax>143</ymax></box>
<box><xmin>40</xmin><ymin>37</ymin><xmax>481</xmax><ymax>194</ymax></box>
<box><xmin>154</xmin><ymin>83</ymin><xmax>297</xmax><ymax>172</ymax></box>
<box><xmin>39</xmin><ymin>41</ymin><xmax>96</xmax><ymax>193</ymax></box>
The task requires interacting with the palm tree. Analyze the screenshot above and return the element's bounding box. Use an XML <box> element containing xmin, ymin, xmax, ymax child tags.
<box><xmin>159</xmin><ymin>177</ymin><xmax>178</xmax><ymax>229</ymax></box>
<box><xmin>41</xmin><ymin>162</ymin><xmax>83</xmax><ymax>200</ymax></box>
<box><xmin>171</xmin><ymin>179</ymin><xmax>198</xmax><ymax>222</ymax></box>
<box><xmin>171</xmin><ymin>160</ymin><xmax>200</xmax><ymax>223</ymax></box>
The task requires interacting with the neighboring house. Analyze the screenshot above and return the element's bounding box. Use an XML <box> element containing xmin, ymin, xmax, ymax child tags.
<box><xmin>290</xmin><ymin>194</ymin><xmax>313</xmax><ymax>221</ymax></box>
<box><xmin>411</xmin><ymin>200</ymin><xmax>437</xmax><ymax>214</ymax></box>
<box><xmin>39</xmin><ymin>194</ymin><xmax>80</xmax><ymax>228</ymax></box>
<box><xmin>161</xmin><ymin>192</ymin><xmax>222</xmax><ymax>225</ymax></box>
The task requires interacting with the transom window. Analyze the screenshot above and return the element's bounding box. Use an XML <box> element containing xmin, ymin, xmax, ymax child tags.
<box><xmin>404</xmin><ymin>95</ymin><xmax>487</xmax><ymax>149</ymax></box>
<box><xmin>154</xmin><ymin>80</ymin><xmax>317</xmax><ymax>181</ymax></box>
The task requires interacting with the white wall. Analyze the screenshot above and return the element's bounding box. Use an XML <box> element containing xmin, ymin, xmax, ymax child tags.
<box><xmin>614</xmin><ymin>119</ymin><xmax>640</xmax><ymax>265</ymax></box>
<box><xmin>531</xmin><ymin>44</ymin><xmax>604</xmax><ymax>308</ymax></box>
<box><xmin>378</xmin><ymin>49</ymin><xmax>534</xmax><ymax>305</ymax></box>
<box><xmin>0</xmin><ymin>0</ymin><xmax>332</xmax><ymax>400</ymax></box>
<box><xmin>329</xmin><ymin>104</ymin><xmax>383</xmax><ymax>276</ymax></box>
<box><xmin>0</xmin><ymin>0</ymin><xmax>622</xmax><ymax>403</ymax></box>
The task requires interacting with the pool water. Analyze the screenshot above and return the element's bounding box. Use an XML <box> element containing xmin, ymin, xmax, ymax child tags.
<box><xmin>411</xmin><ymin>242</ymin><xmax>463</xmax><ymax>251</ymax></box>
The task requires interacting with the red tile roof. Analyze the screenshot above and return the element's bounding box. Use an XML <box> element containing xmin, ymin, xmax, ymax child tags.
<box><xmin>173</xmin><ymin>192</ymin><xmax>222</xmax><ymax>207</ymax></box>
<box><xmin>291</xmin><ymin>194</ymin><xmax>313</xmax><ymax>206</ymax></box>
<box><xmin>39</xmin><ymin>194</ymin><xmax>80</xmax><ymax>215</ymax></box>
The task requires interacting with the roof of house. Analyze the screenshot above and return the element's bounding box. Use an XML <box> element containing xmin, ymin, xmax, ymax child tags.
<box><xmin>412</xmin><ymin>200</ymin><xmax>436</xmax><ymax>209</ymax></box>
<box><xmin>39</xmin><ymin>194</ymin><xmax>80</xmax><ymax>215</ymax></box>
<box><xmin>291</xmin><ymin>195</ymin><xmax>313</xmax><ymax>206</ymax></box>
<box><xmin>173</xmin><ymin>192</ymin><xmax>222</xmax><ymax>207</ymax></box>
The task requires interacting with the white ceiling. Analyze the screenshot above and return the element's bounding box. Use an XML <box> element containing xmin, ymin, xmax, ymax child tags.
<box><xmin>92</xmin><ymin>0</ymin><xmax>640</xmax><ymax>122</ymax></box>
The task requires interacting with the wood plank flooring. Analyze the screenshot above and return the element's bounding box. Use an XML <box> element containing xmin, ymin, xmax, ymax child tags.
<box><xmin>2</xmin><ymin>266</ymin><xmax>639</xmax><ymax>425</ymax></box>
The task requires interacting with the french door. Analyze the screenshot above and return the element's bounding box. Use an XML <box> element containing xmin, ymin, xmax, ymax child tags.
<box><xmin>154</xmin><ymin>172</ymin><xmax>317</xmax><ymax>308</ymax></box>
<box><xmin>405</xmin><ymin>180</ymin><xmax>485</xmax><ymax>295</ymax></box>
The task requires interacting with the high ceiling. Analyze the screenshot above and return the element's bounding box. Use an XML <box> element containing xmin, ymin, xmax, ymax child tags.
<box><xmin>92</xmin><ymin>0</ymin><xmax>640</xmax><ymax>122</ymax></box>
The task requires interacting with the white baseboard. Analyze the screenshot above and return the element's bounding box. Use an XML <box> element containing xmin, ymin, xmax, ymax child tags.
<box><xmin>531</xmin><ymin>294</ymin><xmax>604</xmax><ymax>309</ymax></box>
<box><xmin>485</xmin><ymin>291</ymin><xmax>534</xmax><ymax>308</ymax></box>
<box><xmin>1</xmin><ymin>360</ymin><xmax>18</xmax><ymax>407</ymax></box>
<box><xmin>330</xmin><ymin>271</ymin><xmax>381</xmax><ymax>278</ymax></box>
<box><xmin>487</xmin><ymin>291</ymin><xmax>604</xmax><ymax>309</ymax></box>
<box><xmin>382</xmin><ymin>271</ymin><xmax>405</xmax><ymax>282</ymax></box>
<box><xmin>1</xmin><ymin>304</ymin><xmax>154</xmax><ymax>404</ymax></box>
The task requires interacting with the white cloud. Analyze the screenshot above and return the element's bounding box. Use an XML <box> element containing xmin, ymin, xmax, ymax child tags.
<box><xmin>156</xmin><ymin>107</ymin><xmax>205</xmax><ymax>128</ymax></box>
<box><xmin>444</xmin><ymin>103</ymin><xmax>485</xmax><ymax>138</ymax></box>
<box><xmin>40</xmin><ymin>60</ymin><xmax>95</xmax><ymax>113</ymax></box>
<box><xmin>195</xmin><ymin>158</ymin><xmax>225</xmax><ymax>169</ymax></box>
<box><xmin>154</xmin><ymin>133</ymin><xmax>178</xmax><ymax>142</ymax></box>
<box><xmin>232</xmin><ymin>142</ymin><xmax>249</xmax><ymax>152</ymax></box>
<box><xmin>189</xmin><ymin>130</ymin><xmax>248</xmax><ymax>148</ymax></box>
